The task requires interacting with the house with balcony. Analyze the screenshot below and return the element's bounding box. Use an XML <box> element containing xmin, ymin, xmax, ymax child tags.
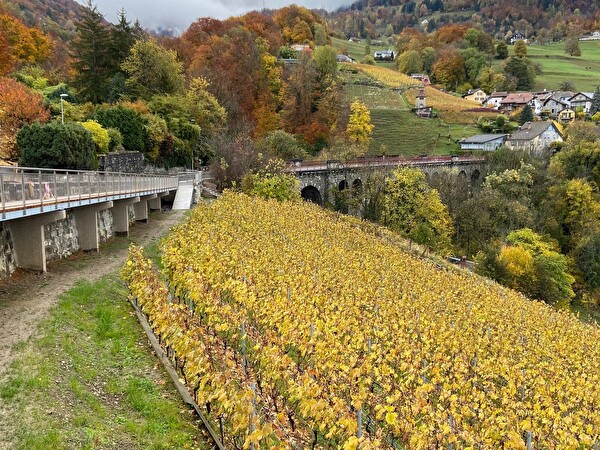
<box><xmin>506</xmin><ymin>121</ymin><xmax>563</xmax><ymax>155</ymax></box>
<box><xmin>500</xmin><ymin>93</ymin><xmax>534</xmax><ymax>113</ymax></box>
<box><xmin>569</xmin><ymin>92</ymin><xmax>594</xmax><ymax>114</ymax></box>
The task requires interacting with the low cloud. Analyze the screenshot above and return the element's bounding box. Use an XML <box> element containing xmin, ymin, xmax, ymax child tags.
<box><xmin>81</xmin><ymin>0</ymin><xmax>351</xmax><ymax>34</ymax></box>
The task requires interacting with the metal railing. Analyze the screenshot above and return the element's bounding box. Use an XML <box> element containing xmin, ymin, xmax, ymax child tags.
<box><xmin>289</xmin><ymin>155</ymin><xmax>485</xmax><ymax>173</ymax></box>
<box><xmin>0</xmin><ymin>167</ymin><xmax>179</xmax><ymax>220</ymax></box>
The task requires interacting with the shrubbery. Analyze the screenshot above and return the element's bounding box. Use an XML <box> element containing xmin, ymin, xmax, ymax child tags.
<box><xmin>18</xmin><ymin>122</ymin><xmax>96</xmax><ymax>170</ymax></box>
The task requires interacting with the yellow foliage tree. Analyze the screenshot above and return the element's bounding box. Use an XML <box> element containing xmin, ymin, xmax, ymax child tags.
<box><xmin>346</xmin><ymin>100</ymin><xmax>374</xmax><ymax>147</ymax></box>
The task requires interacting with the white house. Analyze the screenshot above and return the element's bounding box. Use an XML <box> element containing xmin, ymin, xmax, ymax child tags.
<box><xmin>485</xmin><ymin>92</ymin><xmax>509</xmax><ymax>109</ymax></box>
<box><xmin>506</xmin><ymin>121</ymin><xmax>563</xmax><ymax>155</ymax></box>
<box><xmin>569</xmin><ymin>92</ymin><xmax>594</xmax><ymax>114</ymax></box>
<box><xmin>542</xmin><ymin>97</ymin><xmax>570</xmax><ymax>118</ymax></box>
<box><xmin>459</xmin><ymin>134</ymin><xmax>508</xmax><ymax>151</ymax></box>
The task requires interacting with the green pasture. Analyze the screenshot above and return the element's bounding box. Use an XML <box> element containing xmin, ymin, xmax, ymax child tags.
<box><xmin>511</xmin><ymin>40</ymin><xmax>600</xmax><ymax>91</ymax></box>
<box><xmin>331</xmin><ymin>36</ymin><xmax>395</xmax><ymax>65</ymax></box>
<box><xmin>340</xmin><ymin>71</ymin><xmax>480</xmax><ymax>156</ymax></box>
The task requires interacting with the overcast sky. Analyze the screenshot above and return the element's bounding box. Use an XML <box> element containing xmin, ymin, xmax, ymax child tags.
<box><xmin>78</xmin><ymin>0</ymin><xmax>352</xmax><ymax>34</ymax></box>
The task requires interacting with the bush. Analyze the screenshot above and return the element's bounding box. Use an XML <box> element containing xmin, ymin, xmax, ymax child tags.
<box><xmin>18</xmin><ymin>122</ymin><xmax>96</xmax><ymax>170</ymax></box>
<box><xmin>80</xmin><ymin>120</ymin><xmax>110</xmax><ymax>154</ymax></box>
<box><xmin>95</xmin><ymin>105</ymin><xmax>146</xmax><ymax>152</ymax></box>
<box><xmin>107</xmin><ymin>127</ymin><xmax>123</xmax><ymax>151</ymax></box>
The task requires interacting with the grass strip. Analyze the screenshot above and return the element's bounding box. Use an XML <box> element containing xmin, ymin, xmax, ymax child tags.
<box><xmin>0</xmin><ymin>273</ymin><xmax>208</xmax><ymax>450</ymax></box>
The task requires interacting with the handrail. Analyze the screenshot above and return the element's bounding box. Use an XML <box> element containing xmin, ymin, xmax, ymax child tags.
<box><xmin>289</xmin><ymin>155</ymin><xmax>485</xmax><ymax>173</ymax></box>
<box><xmin>0</xmin><ymin>167</ymin><xmax>180</xmax><ymax>220</ymax></box>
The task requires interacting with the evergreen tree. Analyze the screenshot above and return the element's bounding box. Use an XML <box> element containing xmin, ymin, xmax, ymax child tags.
<box><xmin>70</xmin><ymin>1</ymin><xmax>112</xmax><ymax>103</ymax></box>
<box><xmin>109</xmin><ymin>10</ymin><xmax>137</xmax><ymax>72</ymax></box>
<box><xmin>106</xmin><ymin>9</ymin><xmax>142</xmax><ymax>102</ymax></box>
<box><xmin>496</xmin><ymin>41</ymin><xmax>508</xmax><ymax>59</ymax></box>
<box><xmin>590</xmin><ymin>86</ymin><xmax>600</xmax><ymax>116</ymax></box>
<box><xmin>518</xmin><ymin>104</ymin><xmax>534</xmax><ymax>125</ymax></box>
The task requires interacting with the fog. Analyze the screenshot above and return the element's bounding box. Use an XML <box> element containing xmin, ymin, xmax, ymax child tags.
<box><xmin>79</xmin><ymin>0</ymin><xmax>352</xmax><ymax>34</ymax></box>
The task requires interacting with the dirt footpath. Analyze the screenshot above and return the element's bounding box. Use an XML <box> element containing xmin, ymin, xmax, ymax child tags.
<box><xmin>0</xmin><ymin>210</ymin><xmax>185</xmax><ymax>376</ymax></box>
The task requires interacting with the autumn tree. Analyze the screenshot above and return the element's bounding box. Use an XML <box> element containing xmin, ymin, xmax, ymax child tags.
<box><xmin>346</xmin><ymin>100</ymin><xmax>373</xmax><ymax>148</ymax></box>
<box><xmin>241</xmin><ymin>158</ymin><xmax>300</xmax><ymax>202</ymax></box>
<box><xmin>432</xmin><ymin>49</ymin><xmax>466</xmax><ymax>90</ymax></box>
<box><xmin>396</xmin><ymin>50</ymin><xmax>423</xmax><ymax>74</ymax></box>
<box><xmin>565</xmin><ymin>38</ymin><xmax>581</xmax><ymax>57</ymax></box>
<box><xmin>0</xmin><ymin>77</ymin><xmax>50</xmax><ymax>160</ymax></box>
<box><xmin>122</xmin><ymin>39</ymin><xmax>184</xmax><ymax>100</ymax></box>
<box><xmin>487</xmin><ymin>228</ymin><xmax>575</xmax><ymax>305</ymax></box>
<box><xmin>514</xmin><ymin>39</ymin><xmax>528</xmax><ymax>57</ymax></box>
<box><xmin>383</xmin><ymin>167</ymin><xmax>453</xmax><ymax>254</ymax></box>
<box><xmin>0</xmin><ymin>14</ymin><xmax>52</xmax><ymax>76</ymax></box>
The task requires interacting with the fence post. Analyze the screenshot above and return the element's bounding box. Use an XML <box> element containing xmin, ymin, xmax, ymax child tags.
<box><xmin>241</xmin><ymin>323</ymin><xmax>247</xmax><ymax>375</ymax></box>
<box><xmin>250</xmin><ymin>382</ymin><xmax>257</xmax><ymax>450</ymax></box>
<box><xmin>448</xmin><ymin>415</ymin><xmax>455</xmax><ymax>450</ymax></box>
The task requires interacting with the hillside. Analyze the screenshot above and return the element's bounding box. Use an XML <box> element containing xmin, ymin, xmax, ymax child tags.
<box><xmin>1</xmin><ymin>0</ymin><xmax>87</xmax><ymax>39</ymax></box>
<box><xmin>124</xmin><ymin>192</ymin><xmax>600</xmax><ymax>448</ymax></box>
<box><xmin>328</xmin><ymin>0</ymin><xmax>600</xmax><ymax>40</ymax></box>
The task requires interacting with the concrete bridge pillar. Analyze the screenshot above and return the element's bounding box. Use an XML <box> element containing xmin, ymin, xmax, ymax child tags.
<box><xmin>8</xmin><ymin>210</ymin><xmax>66</xmax><ymax>272</ymax></box>
<box><xmin>133</xmin><ymin>194</ymin><xmax>157</xmax><ymax>223</ymax></box>
<box><xmin>148</xmin><ymin>193</ymin><xmax>168</xmax><ymax>211</ymax></box>
<box><xmin>73</xmin><ymin>201</ymin><xmax>113</xmax><ymax>252</ymax></box>
<box><xmin>112</xmin><ymin>197</ymin><xmax>140</xmax><ymax>236</ymax></box>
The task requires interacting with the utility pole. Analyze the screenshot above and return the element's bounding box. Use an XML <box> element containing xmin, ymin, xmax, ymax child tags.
<box><xmin>60</xmin><ymin>93</ymin><xmax>68</xmax><ymax>125</ymax></box>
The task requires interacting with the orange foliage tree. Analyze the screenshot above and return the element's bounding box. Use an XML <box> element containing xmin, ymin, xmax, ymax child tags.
<box><xmin>0</xmin><ymin>77</ymin><xmax>50</xmax><ymax>160</ymax></box>
<box><xmin>0</xmin><ymin>14</ymin><xmax>52</xmax><ymax>75</ymax></box>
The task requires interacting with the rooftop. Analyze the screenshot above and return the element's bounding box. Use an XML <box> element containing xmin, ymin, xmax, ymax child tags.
<box><xmin>461</xmin><ymin>134</ymin><xmax>508</xmax><ymax>144</ymax></box>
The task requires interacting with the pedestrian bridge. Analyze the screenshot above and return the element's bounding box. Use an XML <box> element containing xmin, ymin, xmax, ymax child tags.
<box><xmin>0</xmin><ymin>167</ymin><xmax>184</xmax><ymax>274</ymax></box>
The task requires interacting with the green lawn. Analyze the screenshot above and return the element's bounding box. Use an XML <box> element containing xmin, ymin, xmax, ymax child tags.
<box><xmin>510</xmin><ymin>40</ymin><xmax>600</xmax><ymax>91</ymax></box>
<box><xmin>340</xmin><ymin>73</ymin><xmax>479</xmax><ymax>156</ymax></box>
<box><xmin>331</xmin><ymin>36</ymin><xmax>395</xmax><ymax>64</ymax></box>
<box><xmin>0</xmin><ymin>225</ymin><xmax>208</xmax><ymax>450</ymax></box>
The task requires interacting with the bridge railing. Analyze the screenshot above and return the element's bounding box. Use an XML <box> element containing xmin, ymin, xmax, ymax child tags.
<box><xmin>289</xmin><ymin>155</ymin><xmax>485</xmax><ymax>172</ymax></box>
<box><xmin>0</xmin><ymin>166</ymin><xmax>179</xmax><ymax>219</ymax></box>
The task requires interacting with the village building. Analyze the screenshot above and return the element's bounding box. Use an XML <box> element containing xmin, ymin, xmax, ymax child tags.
<box><xmin>500</xmin><ymin>92</ymin><xmax>533</xmax><ymax>113</ymax></box>
<box><xmin>542</xmin><ymin>96</ymin><xmax>570</xmax><ymax>118</ymax></box>
<box><xmin>373</xmin><ymin>50</ymin><xmax>395</xmax><ymax>61</ymax></box>
<box><xmin>485</xmin><ymin>92</ymin><xmax>509</xmax><ymax>109</ymax></box>
<box><xmin>530</xmin><ymin>91</ymin><xmax>553</xmax><ymax>116</ymax></box>
<box><xmin>579</xmin><ymin>31</ymin><xmax>600</xmax><ymax>41</ymax></box>
<box><xmin>569</xmin><ymin>92</ymin><xmax>594</xmax><ymax>114</ymax></box>
<box><xmin>459</xmin><ymin>134</ymin><xmax>508</xmax><ymax>151</ymax></box>
<box><xmin>462</xmin><ymin>89</ymin><xmax>487</xmax><ymax>104</ymax></box>
<box><xmin>336</xmin><ymin>54</ymin><xmax>354</xmax><ymax>63</ymax></box>
<box><xmin>558</xmin><ymin>108</ymin><xmax>576</xmax><ymax>123</ymax></box>
<box><xmin>505</xmin><ymin>121</ymin><xmax>563</xmax><ymax>155</ymax></box>
<box><xmin>410</xmin><ymin>73</ymin><xmax>431</xmax><ymax>85</ymax></box>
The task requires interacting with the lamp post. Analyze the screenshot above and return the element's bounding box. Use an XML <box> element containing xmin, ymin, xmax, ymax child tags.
<box><xmin>60</xmin><ymin>93</ymin><xmax>68</xmax><ymax>125</ymax></box>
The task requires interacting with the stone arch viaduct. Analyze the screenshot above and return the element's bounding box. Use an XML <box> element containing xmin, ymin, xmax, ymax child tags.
<box><xmin>290</xmin><ymin>155</ymin><xmax>485</xmax><ymax>205</ymax></box>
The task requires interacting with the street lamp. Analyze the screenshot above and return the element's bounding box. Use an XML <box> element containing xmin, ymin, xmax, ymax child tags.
<box><xmin>60</xmin><ymin>93</ymin><xmax>68</xmax><ymax>125</ymax></box>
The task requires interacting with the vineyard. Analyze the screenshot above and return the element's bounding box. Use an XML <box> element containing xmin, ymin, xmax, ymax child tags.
<box><xmin>122</xmin><ymin>193</ymin><xmax>600</xmax><ymax>449</ymax></box>
<box><xmin>351</xmin><ymin>64</ymin><xmax>496</xmax><ymax>124</ymax></box>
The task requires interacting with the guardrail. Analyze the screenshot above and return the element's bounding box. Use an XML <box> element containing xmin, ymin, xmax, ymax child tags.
<box><xmin>289</xmin><ymin>155</ymin><xmax>485</xmax><ymax>173</ymax></box>
<box><xmin>0</xmin><ymin>167</ymin><xmax>179</xmax><ymax>220</ymax></box>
